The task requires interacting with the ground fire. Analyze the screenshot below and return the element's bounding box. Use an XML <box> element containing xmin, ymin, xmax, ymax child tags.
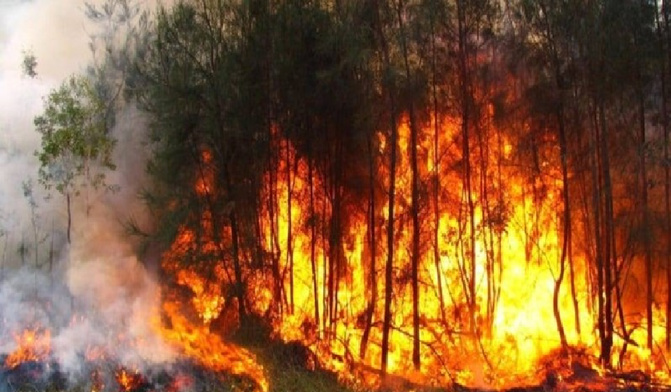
<box><xmin>3</xmin><ymin>1</ymin><xmax>671</xmax><ymax>389</ymax></box>
<box><xmin>2</xmin><ymin>109</ymin><xmax>671</xmax><ymax>391</ymax></box>
<box><xmin>140</xmin><ymin>105</ymin><xmax>671</xmax><ymax>391</ymax></box>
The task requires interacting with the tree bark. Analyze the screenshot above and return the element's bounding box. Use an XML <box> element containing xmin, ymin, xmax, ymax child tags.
<box><xmin>457</xmin><ymin>0</ymin><xmax>477</xmax><ymax>335</ymax></box>
<box><xmin>395</xmin><ymin>0</ymin><xmax>421</xmax><ymax>369</ymax></box>
<box><xmin>360</xmin><ymin>135</ymin><xmax>378</xmax><ymax>360</ymax></box>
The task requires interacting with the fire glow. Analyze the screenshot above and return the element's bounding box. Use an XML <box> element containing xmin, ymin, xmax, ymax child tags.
<box><xmin>155</xmin><ymin>109</ymin><xmax>671</xmax><ymax>390</ymax></box>
<box><xmin>1</xmin><ymin>120</ymin><xmax>669</xmax><ymax>392</ymax></box>
<box><xmin>4</xmin><ymin>328</ymin><xmax>51</xmax><ymax>369</ymax></box>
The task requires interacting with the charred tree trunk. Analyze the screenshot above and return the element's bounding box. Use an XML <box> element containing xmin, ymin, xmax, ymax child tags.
<box><xmin>395</xmin><ymin>0</ymin><xmax>421</xmax><ymax>369</ymax></box>
<box><xmin>381</xmin><ymin>105</ymin><xmax>398</xmax><ymax>376</ymax></box>
<box><xmin>268</xmin><ymin>135</ymin><xmax>283</xmax><ymax>315</ymax></box>
<box><xmin>639</xmin><ymin>72</ymin><xmax>653</xmax><ymax>352</ymax></box>
<box><xmin>555</xmin><ymin>85</ymin><xmax>569</xmax><ymax>351</ymax></box>
<box><xmin>597</xmin><ymin>99</ymin><xmax>614</xmax><ymax>366</ymax></box>
<box><xmin>457</xmin><ymin>0</ymin><xmax>477</xmax><ymax>335</ymax></box>
<box><xmin>430</xmin><ymin>17</ymin><xmax>448</xmax><ymax>327</ymax></box>
<box><xmin>590</xmin><ymin>101</ymin><xmax>607</xmax><ymax>366</ymax></box>
<box><xmin>308</xmin><ymin>155</ymin><xmax>320</xmax><ymax>335</ymax></box>
<box><xmin>328</xmin><ymin>138</ymin><xmax>344</xmax><ymax>328</ymax></box>
<box><xmin>225</xmin><ymin>167</ymin><xmax>248</xmax><ymax>326</ymax></box>
<box><xmin>657</xmin><ymin>0</ymin><xmax>671</xmax><ymax>350</ymax></box>
<box><xmin>378</xmin><ymin>0</ymin><xmax>399</xmax><ymax>370</ymax></box>
<box><xmin>662</xmin><ymin>0</ymin><xmax>671</xmax><ymax>351</ymax></box>
<box><xmin>549</xmin><ymin>26</ymin><xmax>569</xmax><ymax>347</ymax></box>
<box><xmin>286</xmin><ymin>140</ymin><xmax>295</xmax><ymax>314</ymax></box>
<box><xmin>360</xmin><ymin>135</ymin><xmax>378</xmax><ymax>360</ymax></box>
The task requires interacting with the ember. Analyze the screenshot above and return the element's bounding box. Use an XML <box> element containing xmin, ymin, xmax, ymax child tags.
<box><xmin>115</xmin><ymin>368</ymin><xmax>145</xmax><ymax>392</ymax></box>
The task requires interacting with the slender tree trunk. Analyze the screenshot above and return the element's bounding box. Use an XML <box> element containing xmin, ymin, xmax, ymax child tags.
<box><xmin>381</xmin><ymin>106</ymin><xmax>398</xmax><ymax>376</ymax></box>
<box><xmin>308</xmin><ymin>155</ymin><xmax>320</xmax><ymax>336</ymax></box>
<box><xmin>230</xmin><ymin>209</ymin><xmax>247</xmax><ymax>325</ymax></box>
<box><xmin>1</xmin><ymin>231</ymin><xmax>6</xmax><ymax>282</ymax></box>
<box><xmin>225</xmin><ymin>169</ymin><xmax>247</xmax><ymax>326</ymax></box>
<box><xmin>555</xmin><ymin>83</ymin><xmax>569</xmax><ymax>350</ymax></box>
<box><xmin>322</xmin><ymin>191</ymin><xmax>329</xmax><ymax>333</ymax></box>
<box><xmin>360</xmin><ymin>136</ymin><xmax>377</xmax><ymax>360</ymax></box>
<box><xmin>269</xmin><ymin>156</ymin><xmax>283</xmax><ymax>315</ymax></box>
<box><xmin>395</xmin><ymin>0</ymin><xmax>421</xmax><ymax>369</ymax></box>
<box><xmin>66</xmin><ymin>192</ymin><xmax>72</xmax><ymax>244</ymax></box>
<box><xmin>599</xmin><ymin>101</ymin><xmax>614</xmax><ymax>366</ymax></box>
<box><xmin>430</xmin><ymin>18</ymin><xmax>448</xmax><ymax>327</ymax></box>
<box><xmin>457</xmin><ymin>0</ymin><xmax>477</xmax><ymax>335</ymax></box>
<box><xmin>286</xmin><ymin>141</ymin><xmax>295</xmax><ymax>314</ymax></box>
<box><xmin>661</xmin><ymin>0</ymin><xmax>671</xmax><ymax>351</ymax></box>
<box><xmin>639</xmin><ymin>76</ymin><xmax>653</xmax><ymax>351</ymax></box>
<box><xmin>328</xmin><ymin>147</ymin><xmax>343</xmax><ymax>328</ymax></box>
<box><xmin>656</xmin><ymin>0</ymin><xmax>671</xmax><ymax>350</ymax></box>
<box><xmin>543</xmin><ymin>23</ymin><xmax>570</xmax><ymax>345</ymax></box>
<box><xmin>590</xmin><ymin>102</ymin><xmax>607</xmax><ymax>365</ymax></box>
<box><xmin>378</xmin><ymin>9</ymin><xmax>399</xmax><ymax>372</ymax></box>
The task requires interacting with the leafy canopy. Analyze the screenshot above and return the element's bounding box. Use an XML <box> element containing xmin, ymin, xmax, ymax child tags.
<box><xmin>34</xmin><ymin>75</ymin><xmax>117</xmax><ymax>196</ymax></box>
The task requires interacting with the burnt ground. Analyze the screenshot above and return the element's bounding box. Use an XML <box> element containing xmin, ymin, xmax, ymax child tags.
<box><xmin>0</xmin><ymin>356</ymin><xmax>261</xmax><ymax>392</ymax></box>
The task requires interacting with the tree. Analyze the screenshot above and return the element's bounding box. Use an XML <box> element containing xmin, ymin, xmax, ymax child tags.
<box><xmin>34</xmin><ymin>75</ymin><xmax>116</xmax><ymax>243</ymax></box>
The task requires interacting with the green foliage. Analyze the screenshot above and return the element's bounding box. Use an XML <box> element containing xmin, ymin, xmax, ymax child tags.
<box><xmin>34</xmin><ymin>75</ymin><xmax>117</xmax><ymax>197</ymax></box>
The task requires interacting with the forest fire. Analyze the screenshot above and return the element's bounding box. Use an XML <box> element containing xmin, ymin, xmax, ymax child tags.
<box><xmin>2</xmin><ymin>107</ymin><xmax>670</xmax><ymax>392</ymax></box>
<box><xmin>5</xmin><ymin>0</ymin><xmax>671</xmax><ymax>390</ymax></box>
<box><xmin>115</xmin><ymin>368</ymin><xmax>145</xmax><ymax>392</ymax></box>
<box><xmin>154</xmin><ymin>106</ymin><xmax>671</xmax><ymax>390</ymax></box>
<box><xmin>4</xmin><ymin>328</ymin><xmax>51</xmax><ymax>369</ymax></box>
<box><xmin>132</xmin><ymin>100</ymin><xmax>671</xmax><ymax>391</ymax></box>
<box><xmin>0</xmin><ymin>317</ymin><xmax>267</xmax><ymax>392</ymax></box>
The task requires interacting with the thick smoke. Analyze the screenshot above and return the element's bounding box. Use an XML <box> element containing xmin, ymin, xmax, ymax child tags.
<box><xmin>0</xmin><ymin>0</ymin><xmax>176</xmax><ymax>381</ymax></box>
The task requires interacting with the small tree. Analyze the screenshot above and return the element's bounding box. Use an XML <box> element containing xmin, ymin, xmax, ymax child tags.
<box><xmin>34</xmin><ymin>75</ymin><xmax>116</xmax><ymax>244</ymax></box>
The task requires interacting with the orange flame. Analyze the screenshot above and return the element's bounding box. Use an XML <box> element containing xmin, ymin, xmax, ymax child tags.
<box><xmin>4</xmin><ymin>328</ymin><xmax>51</xmax><ymax>369</ymax></box>
<box><xmin>115</xmin><ymin>368</ymin><xmax>144</xmax><ymax>392</ymax></box>
<box><xmin>156</xmin><ymin>301</ymin><xmax>268</xmax><ymax>392</ymax></box>
<box><xmin>159</xmin><ymin>114</ymin><xmax>671</xmax><ymax>390</ymax></box>
<box><xmin>250</xmin><ymin>114</ymin><xmax>671</xmax><ymax>388</ymax></box>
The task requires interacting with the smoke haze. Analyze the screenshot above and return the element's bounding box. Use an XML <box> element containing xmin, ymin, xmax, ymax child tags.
<box><xmin>0</xmin><ymin>0</ymin><xmax>176</xmax><ymax>380</ymax></box>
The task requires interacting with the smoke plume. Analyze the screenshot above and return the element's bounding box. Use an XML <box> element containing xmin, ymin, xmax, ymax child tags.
<box><xmin>0</xmin><ymin>0</ymin><xmax>176</xmax><ymax>381</ymax></box>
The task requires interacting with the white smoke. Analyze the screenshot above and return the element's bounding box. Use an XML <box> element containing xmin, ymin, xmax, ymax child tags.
<box><xmin>0</xmin><ymin>0</ymin><xmax>177</xmax><ymax>381</ymax></box>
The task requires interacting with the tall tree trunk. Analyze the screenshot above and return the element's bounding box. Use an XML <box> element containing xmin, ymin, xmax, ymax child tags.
<box><xmin>230</xmin><ymin>209</ymin><xmax>247</xmax><ymax>326</ymax></box>
<box><xmin>430</xmin><ymin>16</ymin><xmax>448</xmax><ymax>327</ymax></box>
<box><xmin>378</xmin><ymin>4</ymin><xmax>399</xmax><ymax>371</ymax></box>
<box><xmin>661</xmin><ymin>0</ymin><xmax>671</xmax><ymax>351</ymax></box>
<box><xmin>590</xmin><ymin>102</ymin><xmax>607</xmax><ymax>365</ymax></box>
<box><xmin>286</xmin><ymin>140</ymin><xmax>295</xmax><ymax>314</ymax></box>
<box><xmin>548</xmin><ymin>26</ymin><xmax>570</xmax><ymax>347</ymax></box>
<box><xmin>308</xmin><ymin>156</ymin><xmax>320</xmax><ymax>336</ymax></box>
<box><xmin>381</xmin><ymin>103</ymin><xmax>398</xmax><ymax>376</ymax></box>
<box><xmin>360</xmin><ymin>135</ymin><xmax>378</xmax><ymax>360</ymax></box>
<box><xmin>599</xmin><ymin>101</ymin><xmax>614</xmax><ymax>366</ymax></box>
<box><xmin>457</xmin><ymin>0</ymin><xmax>477</xmax><ymax>335</ymax></box>
<box><xmin>395</xmin><ymin>0</ymin><xmax>421</xmax><ymax>369</ymax></box>
<box><xmin>268</xmin><ymin>136</ymin><xmax>283</xmax><ymax>315</ymax></box>
<box><xmin>639</xmin><ymin>75</ymin><xmax>653</xmax><ymax>351</ymax></box>
<box><xmin>328</xmin><ymin>142</ymin><xmax>343</xmax><ymax>328</ymax></box>
<box><xmin>381</xmin><ymin>110</ymin><xmax>398</xmax><ymax>376</ymax></box>
<box><xmin>225</xmin><ymin>168</ymin><xmax>247</xmax><ymax>326</ymax></box>
<box><xmin>554</xmin><ymin>83</ymin><xmax>569</xmax><ymax>350</ymax></box>
<box><xmin>66</xmin><ymin>192</ymin><xmax>72</xmax><ymax>244</ymax></box>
